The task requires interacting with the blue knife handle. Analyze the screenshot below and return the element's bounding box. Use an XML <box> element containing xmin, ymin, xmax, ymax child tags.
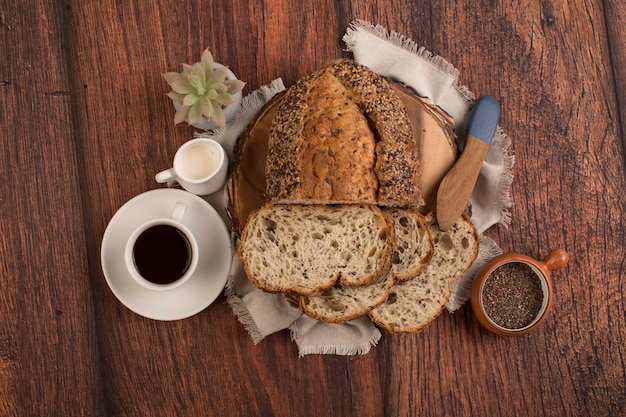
<box><xmin>467</xmin><ymin>96</ymin><xmax>500</xmax><ymax>144</ymax></box>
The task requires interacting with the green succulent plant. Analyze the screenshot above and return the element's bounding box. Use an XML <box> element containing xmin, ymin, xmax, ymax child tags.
<box><xmin>163</xmin><ymin>49</ymin><xmax>245</xmax><ymax>128</ymax></box>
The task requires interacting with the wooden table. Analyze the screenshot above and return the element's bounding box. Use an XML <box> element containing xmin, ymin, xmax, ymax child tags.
<box><xmin>2</xmin><ymin>1</ymin><xmax>625</xmax><ymax>416</ymax></box>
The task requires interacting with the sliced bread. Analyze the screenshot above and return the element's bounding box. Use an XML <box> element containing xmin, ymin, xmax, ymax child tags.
<box><xmin>368</xmin><ymin>213</ymin><xmax>479</xmax><ymax>333</ymax></box>
<box><xmin>298</xmin><ymin>270</ymin><xmax>395</xmax><ymax>323</ymax></box>
<box><xmin>237</xmin><ymin>204</ymin><xmax>395</xmax><ymax>296</ymax></box>
<box><xmin>386</xmin><ymin>208</ymin><xmax>434</xmax><ymax>281</ymax></box>
<box><xmin>296</xmin><ymin>207</ymin><xmax>434</xmax><ymax>323</ymax></box>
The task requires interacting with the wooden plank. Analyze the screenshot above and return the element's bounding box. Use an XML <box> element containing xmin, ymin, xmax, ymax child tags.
<box><xmin>604</xmin><ymin>0</ymin><xmax>626</xmax><ymax>157</ymax></box>
<box><xmin>0</xmin><ymin>1</ymin><xmax>104</xmax><ymax>415</ymax></box>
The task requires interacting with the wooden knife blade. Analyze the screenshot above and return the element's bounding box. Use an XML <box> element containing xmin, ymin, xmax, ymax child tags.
<box><xmin>436</xmin><ymin>96</ymin><xmax>500</xmax><ymax>231</ymax></box>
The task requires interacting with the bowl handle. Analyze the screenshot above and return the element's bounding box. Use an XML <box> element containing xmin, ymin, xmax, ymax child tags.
<box><xmin>543</xmin><ymin>249</ymin><xmax>569</xmax><ymax>272</ymax></box>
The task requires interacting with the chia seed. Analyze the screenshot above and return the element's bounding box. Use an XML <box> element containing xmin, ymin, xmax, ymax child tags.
<box><xmin>482</xmin><ymin>262</ymin><xmax>544</xmax><ymax>329</ymax></box>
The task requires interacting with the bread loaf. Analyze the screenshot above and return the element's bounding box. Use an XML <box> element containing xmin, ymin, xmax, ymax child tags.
<box><xmin>368</xmin><ymin>213</ymin><xmax>479</xmax><ymax>333</ymax></box>
<box><xmin>237</xmin><ymin>204</ymin><xmax>395</xmax><ymax>295</ymax></box>
<box><xmin>265</xmin><ymin>59</ymin><xmax>423</xmax><ymax>208</ymax></box>
<box><xmin>296</xmin><ymin>207</ymin><xmax>434</xmax><ymax>322</ymax></box>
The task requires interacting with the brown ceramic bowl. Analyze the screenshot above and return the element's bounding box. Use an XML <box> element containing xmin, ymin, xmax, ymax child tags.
<box><xmin>470</xmin><ymin>249</ymin><xmax>569</xmax><ymax>336</ymax></box>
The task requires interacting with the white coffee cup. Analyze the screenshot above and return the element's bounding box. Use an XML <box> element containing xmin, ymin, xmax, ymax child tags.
<box><xmin>125</xmin><ymin>202</ymin><xmax>199</xmax><ymax>291</ymax></box>
<box><xmin>155</xmin><ymin>138</ymin><xmax>228</xmax><ymax>195</ymax></box>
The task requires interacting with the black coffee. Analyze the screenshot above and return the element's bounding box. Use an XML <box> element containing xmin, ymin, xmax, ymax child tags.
<box><xmin>132</xmin><ymin>224</ymin><xmax>192</xmax><ymax>285</ymax></box>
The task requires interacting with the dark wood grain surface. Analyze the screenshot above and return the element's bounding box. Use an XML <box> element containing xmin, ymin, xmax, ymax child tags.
<box><xmin>1</xmin><ymin>1</ymin><xmax>624</xmax><ymax>416</ymax></box>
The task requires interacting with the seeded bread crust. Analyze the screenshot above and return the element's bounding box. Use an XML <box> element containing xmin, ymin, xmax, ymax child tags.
<box><xmin>266</xmin><ymin>59</ymin><xmax>423</xmax><ymax>207</ymax></box>
<box><xmin>368</xmin><ymin>213</ymin><xmax>479</xmax><ymax>333</ymax></box>
<box><xmin>237</xmin><ymin>204</ymin><xmax>395</xmax><ymax>296</ymax></box>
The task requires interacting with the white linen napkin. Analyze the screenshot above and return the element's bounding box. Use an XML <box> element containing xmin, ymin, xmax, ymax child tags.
<box><xmin>196</xmin><ymin>20</ymin><xmax>514</xmax><ymax>355</ymax></box>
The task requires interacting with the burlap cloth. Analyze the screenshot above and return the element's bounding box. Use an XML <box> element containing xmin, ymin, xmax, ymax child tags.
<box><xmin>197</xmin><ymin>20</ymin><xmax>514</xmax><ymax>356</ymax></box>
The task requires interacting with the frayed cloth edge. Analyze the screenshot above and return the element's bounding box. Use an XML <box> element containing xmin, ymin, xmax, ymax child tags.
<box><xmin>492</xmin><ymin>127</ymin><xmax>515</xmax><ymax>229</ymax></box>
<box><xmin>194</xmin><ymin>78</ymin><xmax>286</xmax><ymax>157</ymax></box>
<box><xmin>225</xmin><ymin>290</ymin><xmax>266</xmax><ymax>344</ymax></box>
<box><xmin>291</xmin><ymin>328</ymin><xmax>382</xmax><ymax>357</ymax></box>
<box><xmin>343</xmin><ymin>20</ymin><xmax>460</xmax><ymax>80</ymax></box>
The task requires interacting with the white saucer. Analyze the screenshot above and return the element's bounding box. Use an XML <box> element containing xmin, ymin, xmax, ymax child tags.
<box><xmin>101</xmin><ymin>188</ymin><xmax>232</xmax><ymax>320</ymax></box>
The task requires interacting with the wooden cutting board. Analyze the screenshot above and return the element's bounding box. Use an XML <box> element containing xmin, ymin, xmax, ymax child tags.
<box><xmin>226</xmin><ymin>82</ymin><xmax>458</xmax><ymax>234</ymax></box>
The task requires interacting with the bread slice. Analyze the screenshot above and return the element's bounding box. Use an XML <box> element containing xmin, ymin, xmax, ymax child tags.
<box><xmin>298</xmin><ymin>270</ymin><xmax>395</xmax><ymax>323</ymax></box>
<box><xmin>425</xmin><ymin>212</ymin><xmax>479</xmax><ymax>286</ymax></box>
<box><xmin>265</xmin><ymin>59</ymin><xmax>423</xmax><ymax>208</ymax></box>
<box><xmin>368</xmin><ymin>213</ymin><xmax>479</xmax><ymax>333</ymax></box>
<box><xmin>386</xmin><ymin>208</ymin><xmax>434</xmax><ymax>281</ymax></box>
<box><xmin>237</xmin><ymin>204</ymin><xmax>395</xmax><ymax>295</ymax></box>
<box><xmin>296</xmin><ymin>207</ymin><xmax>434</xmax><ymax>323</ymax></box>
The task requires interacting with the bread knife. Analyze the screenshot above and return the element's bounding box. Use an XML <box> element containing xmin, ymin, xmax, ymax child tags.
<box><xmin>436</xmin><ymin>96</ymin><xmax>500</xmax><ymax>231</ymax></box>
